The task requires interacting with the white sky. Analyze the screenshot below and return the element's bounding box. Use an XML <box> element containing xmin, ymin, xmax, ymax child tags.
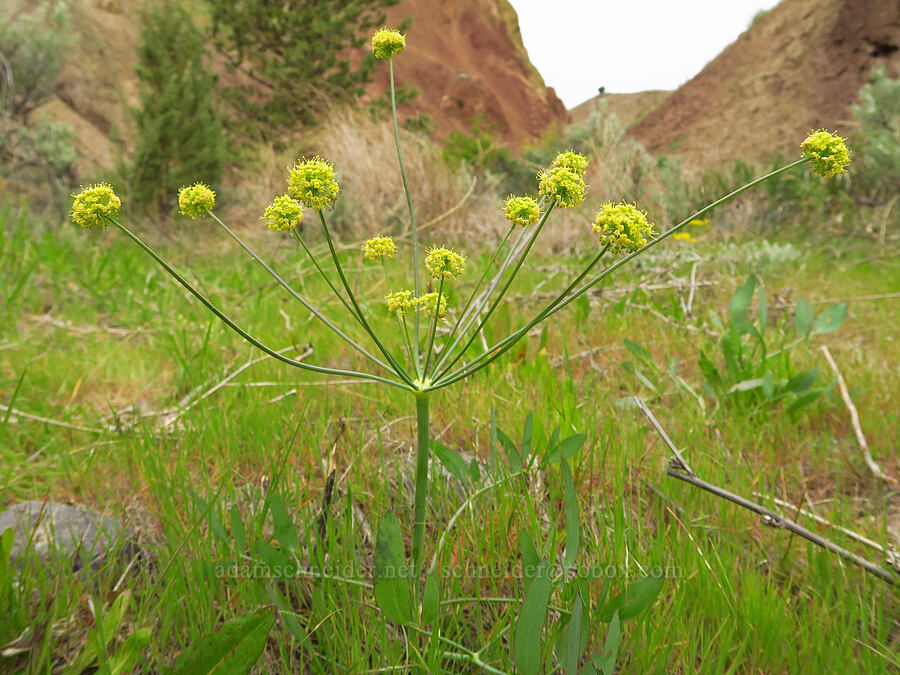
<box><xmin>509</xmin><ymin>0</ymin><xmax>783</xmax><ymax>109</ymax></box>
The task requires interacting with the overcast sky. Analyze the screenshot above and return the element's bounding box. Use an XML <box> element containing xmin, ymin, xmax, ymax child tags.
<box><xmin>509</xmin><ymin>0</ymin><xmax>783</xmax><ymax>109</ymax></box>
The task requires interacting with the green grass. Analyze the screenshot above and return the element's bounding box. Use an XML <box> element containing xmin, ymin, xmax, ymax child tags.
<box><xmin>1</xmin><ymin>202</ymin><xmax>898</xmax><ymax>673</ymax></box>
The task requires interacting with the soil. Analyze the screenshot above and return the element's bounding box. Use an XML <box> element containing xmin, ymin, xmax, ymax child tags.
<box><xmin>626</xmin><ymin>0</ymin><xmax>900</xmax><ymax>172</ymax></box>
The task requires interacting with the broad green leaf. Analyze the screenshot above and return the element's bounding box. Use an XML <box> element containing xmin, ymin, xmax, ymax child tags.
<box><xmin>812</xmin><ymin>302</ymin><xmax>848</xmax><ymax>335</ymax></box>
<box><xmin>561</xmin><ymin>460</ymin><xmax>580</xmax><ymax>569</ymax></box>
<box><xmin>597</xmin><ymin>575</ymin><xmax>664</xmax><ymax>622</ymax></box>
<box><xmin>468</xmin><ymin>457</ymin><xmax>481</xmax><ymax>483</ymax></box>
<box><xmin>785</xmin><ymin>368</ymin><xmax>818</xmax><ymax>394</ymax></box>
<box><xmin>164</xmin><ymin>606</ymin><xmax>276</xmax><ymax>675</ymax></box>
<box><xmin>497</xmin><ymin>429</ymin><xmax>520</xmax><ymax>468</ymax></box>
<box><xmin>786</xmin><ymin>389</ymin><xmax>824</xmax><ymax>413</ymax></box>
<box><xmin>265</xmin><ymin>585</ymin><xmax>307</xmax><ymax>642</ymax></box>
<box><xmin>108</xmin><ymin>627</ymin><xmax>151</xmax><ymax>675</ymax></box>
<box><xmin>593</xmin><ymin>611</ymin><xmax>621</xmax><ymax>675</ymax></box>
<box><xmin>796</xmin><ymin>297</ymin><xmax>814</xmax><ymax>336</ymax></box>
<box><xmin>728</xmin><ymin>275</ymin><xmax>755</xmax><ymax>321</ymax></box>
<box><xmin>0</xmin><ymin>528</ymin><xmax>13</xmax><ymax>580</ymax></box>
<box><xmin>762</xmin><ymin>370</ymin><xmax>775</xmax><ymax>399</ymax></box>
<box><xmin>707</xmin><ymin>308</ymin><xmax>724</xmax><ymax>332</ymax></box>
<box><xmin>431</xmin><ymin>440</ymin><xmax>470</xmax><ymax>486</ymax></box>
<box><xmin>421</xmin><ymin>571</ymin><xmax>440</xmax><ymax>625</ymax></box>
<box><xmin>698</xmin><ymin>350</ymin><xmax>723</xmax><ymax>392</ymax></box>
<box><xmin>513</xmin><ymin>561</ymin><xmax>552</xmax><ymax>675</ymax></box>
<box><xmin>254</xmin><ymin>541</ymin><xmax>289</xmax><ymax>570</ymax></box>
<box><xmin>268</xmin><ymin>493</ymin><xmax>300</xmax><ymax>551</ymax></box>
<box><xmin>520</xmin><ymin>530</ymin><xmax>539</xmax><ymax>583</ymax></box>
<box><xmin>544</xmin><ymin>433</ymin><xmax>587</xmax><ymax>465</ymax></box>
<box><xmin>373</xmin><ymin>512</ymin><xmax>411</xmax><ymax>625</ymax></box>
<box><xmin>624</xmin><ymin>339</ymin><xmax>654</xmax><ymax>365</ymax></box>
<box><xmin>564</xmin><ymin>591</ymin><xmax>585</xmax><ymax>675</ymax></box>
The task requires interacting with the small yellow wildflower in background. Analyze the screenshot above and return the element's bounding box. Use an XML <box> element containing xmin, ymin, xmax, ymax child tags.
<box><xmin>801</xmin><ymin>130</ymin><xmax>851</xmax><ymax>178</ymax></box>
<box><xmin>364</xmin><ymin>236</ymin><xmax>397</xmax><ymax>261</ymax></box>
<box><xmin>70</xmin><ymin>182</ymin><xmax>121</xmax><ymax>230</ymax></box>
<box><xmin>592</xmin><ymin>201</ymin><xmax>658</xmax><ymax>254</ymax></box>
<box><xmin>551</xmin><ymin>151</ymin><xmax>589</xmax><ymax>176</ymax></box>
<box><xmin>372</xmin><ymin>28</ymin><xmax>405</xmax><ymax>60</ymax></box>
<box><xmin>672</xmin><ymin>231</ymin><xmax>695</xmax><ymax>243</ymax></box>
<box><xmin>288</xmin><ymin>157</ymin><xmax>341</xmax><ymax>210</ymax></box>
<box><xmin>689</xmin><ymin>218</ymin><xmax>710</xmax><ymax>227</ymax></box>
<box><xmin>504</xmin><ymin>195</ymin><xmax>541</xmax><ymax>227</ymax></box>
<box><xmin>416</xmin><ymin>292</ymin><xmax>448</xmax><ymax>318</ymax></box>
<box><xmin>178</xmin><ymin>183</ymin><xmax>216</xmax><ymax>218</ymax></box>
<box><xmin>263</xmin><ymin>195</ymin><xmax>303</xmax><ymax>232</ymax></box>
<box><xmin>538</xmin><ymin>166</ymin><xmax>586</xmax><ymax>209</ymax></box>
<box><xmin>424</xmin><ymin>246</ymin><xmax>466</xmax><ymax>280</ymax></box>
<box><xmin>386</xmin><ymin>289</ymin><xmax>416</xmax><ymax>315</ymax></box>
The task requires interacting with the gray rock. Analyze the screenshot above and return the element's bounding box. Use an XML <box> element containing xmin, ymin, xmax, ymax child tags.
<box><xmin>0</xmin><ymin>501</ymin><xmax>134</xmax><ymax>572</ymax></box>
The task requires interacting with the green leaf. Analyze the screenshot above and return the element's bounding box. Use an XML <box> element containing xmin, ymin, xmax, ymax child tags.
<box><xmin>108</xmin><ymin>628</ymin><xmax>151</xmax><ymax>675</ymax></box>
<box><xmin>497</xmin><ymin>429</ymin><xmax>520</xmax><ymax>468</ymax></box>
<box><xmin>373</xmin><ymin>512</ymin><xmax>411</xmax><ymax>625</ymax></box>
<box><xmin>593</xmin><ymin>611</ymin><xmax>621</xmax><ymax>675</ymax></box>
<box><xmin>727</xmin><ymin>377</ymin><xmax>767</xmax><ymax>394</ymax></box>
<box><xmin>624</xmin><ymin>339</ymin><xmax>653</xmax><ymax>365</ymax></box>
<box><xmin>698</xmin><ymin>350</ymin><xmax>723</xmax><ymax>392</ymax></box>
<box><xmin>564</xmin><ymin>591</ymin><xmax>586</xmax><ymax>675</ymax></box>
<box><xmin>164</xmin><ymin>606</ymin><xmax>276</xmax><ymax>675</ymax></box>
<box><xmin>468</xmin><ymin>457</ymin><xmax>481</xmax><ymax>483</ymax></box>
<box><xmin>796</xmin><ymin>297</ymin><xmax>814</xmax><ymax>336</ymax></box>
<box><xmin>561</xmin><ymin>460</ymin><xmax>580</xmax><ymax>569</ymax></box>
<box><xmin>812</xmin><ymin>302</ymin><xmax>848</xmax><ymax>335</ymax></box>
<box><xmin>758</xmin><ymin>286</ymin><xmax>768</xmax><ymax>333</ymax></box>
<box><xmin>728</xmin><ymin>275</ymin><xmax>755</xmax><ymax>321</ymax></box>
<box><xmin>785</xmin><ymin>368</ymin><xmax>818</xmax><ymax>394</ymax></box>
<box><xmin>268</xmin><ymin>493</ymin><xmax>300</xmax><ymax>551</ymax></box>
<box><xmin>513</xmin><ymin>561</ymin><xmax>552</xmax><ymax>675</ymax></box>
<box><xmin>762</xmin><ymin>370</ymin><xmax>775</xmax><ymax>399</ymax></box>
<box><xmin>189</xmin><ymin>489</ymin><xmax>227</xmax><ymax>545</ymax></box>
<box><xmin>431</xmin><ymin>440</ymin><xmax>470</xmax><ymax>486</ymax></box>
<box><xmin>421</xmin><ymin>571</ymin><xmax>440</xmax><ymax>625</ymax></box>
<box><xmin>544</xmin><ymin>432</ymin><xmax>586</xmax><ymax>465</ymax></box>
<box><xmin>521</xmin><ymin>412</ymin><xmax>534</xmax><ymax>468</ymax></box>
<box><xmin>786</xmin><ymin>389</ymin><xmax>824</xmax><ymax>413</ymax></box>
<box><xmin>0</xmin><ymin>528</ymin><xmax>13</xmax><ymax>580</ymax></box>
<box><xmin>597</xmin><ymin>575</ymin><xmax>664</xmax><ymax>622</ymax></box>
<box><xmin>230</xmin><ymin>506</ymin><xmax>245</xmax><ymax>553</ymax></box>
<box><xmin>520</xmin><ymin>530</ymin><xmax>539</xmax><ymax>583</ymax></box>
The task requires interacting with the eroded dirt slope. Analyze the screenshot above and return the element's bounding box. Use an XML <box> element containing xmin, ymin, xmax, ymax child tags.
<box><xmin>627</xmin><ymin>0</ymin><xmax>900</xmax><ymax>172</ymax></box>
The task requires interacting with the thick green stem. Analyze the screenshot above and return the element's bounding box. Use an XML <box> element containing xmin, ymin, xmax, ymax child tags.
<box><xmin>411</xmin><ymin>393</ymin><xmax>430</xmax><ymax>590</ymax></box>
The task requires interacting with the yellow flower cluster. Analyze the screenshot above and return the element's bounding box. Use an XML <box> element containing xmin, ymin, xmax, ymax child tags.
<box><xmin>69</xmin><ymin>183</ymin><xmax>121</xmax><ymax>230</ymax></box>
<box><xmin>385</xmin><ymin>289</ymin><xmax>449</xmax><ymax>318</ymax></box>
<box><xmin>263</xmin><ymin>195</ymin><xmax>303</xmax><ymax>232</ymax></box>
<box><xmin>288</xmin><ymin>157</ymin><xmax>341</xmax><ymax>210</ymax></box>
<box><xmin>538</xmin><ymin>166</ymin><xmax>586</xmax><ymax>209</ymax></box>
<box><xmin>372</xmin><ymin>28</ymin><xmax>406</xmax><ymax>60</ymax></box>
<box><xmin>424</xmin><ymin>246</ymin><xmax>466</xmax><ymax>280</ymax></box>
<box><xmin>504</xmin><ymin>195</ymin><xmax>541</xmax><ymax>227</ymax></box>
<box><xmin>801</xmin><ymin>130</ymin><xmax>851</xmax><ymax>178</ymax></box>
<box><xmin>551</xmin><ymin>151</ymin><xmax>589</xmax><ymax>176</ymax></box>
<box><xmin>364</xmin><ymin>236</ymin><xmax>397</xmax><ymax>261</ymax></box>
<box><xmin>592</xmin><ymin>202</ymin><xmax>657</xmax><ymax>254</ymax></box>
<box><xmin>178</xmin><ymin>183</ymin><xmax>216</xmax><ymax>219</ymax></box>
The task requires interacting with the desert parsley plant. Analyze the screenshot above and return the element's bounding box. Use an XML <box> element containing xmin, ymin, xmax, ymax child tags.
<box><xmin>71</xmin><ymin>27</ymin><xmax>851</xmax><ymax>671</ymax></box>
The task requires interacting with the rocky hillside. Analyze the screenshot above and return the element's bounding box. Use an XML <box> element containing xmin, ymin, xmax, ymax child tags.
<box><xmin>569</xmin><ymin>90</ymin><xmax>671</xmax><ymax>130</ymax></box>
<box><xmin>627</xmin><ymin>0</ymin><xmax>900</xmax><ymax>171</ymax></box>
<box><xmin>38</xmin><ymin>0</ymin><xmax>567</xmax><ymax>174</ymax></box>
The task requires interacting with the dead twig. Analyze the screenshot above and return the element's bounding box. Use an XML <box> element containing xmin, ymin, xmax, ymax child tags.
<box><xmin>819</xmin><ymin>345</ymin><xmax>893</xmax><ymax>483</ymax></box>
<box><xmin>635</xmin><ymin>397</ymin><xmax>899</xmax><ymax>585</ymax></box>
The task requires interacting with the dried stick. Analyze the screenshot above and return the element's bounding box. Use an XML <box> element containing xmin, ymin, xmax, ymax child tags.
<box><xmin>635</xmin><ymin>398</ymin><xmax>898</xmax><ymax>586</ymax></box>
<box><xmin>819</xmin><ymin>345</ymin><xmax>893</xmax><ymax>482</ymax></box>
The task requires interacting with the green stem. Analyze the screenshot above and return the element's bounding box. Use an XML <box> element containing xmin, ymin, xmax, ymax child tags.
<box><xmin>431</xmin><ymin>223</ymin><xmax>517</xmax><ymax>375</ymax></box>
<box><xmin>107</xmin><ymin>217</ymin><xmax>410</xmax><ymax>390</ymax></box>
<box><xmin>291</xmin><ymin>229</ymin><xmax>360</xmax><ymax>320</ymax></box>
<box><xmin>317</xmin><ymin>210</ymin><xmax>416</xmax><ymax>388</ymax></box>
<box><xmin>430</xmin><ymin>159</ymin><xmax>810</xmax><ymax>391</ymax></box>
<box><xmin>389</xmin><ymin>56</ymin><xmax>422</xmax><ymax>378</ymax></box>
<box><xmin>423</xmin><ymin>277</ymin><xmax>444</xmax><ymax>376</ymax></box>
<box><xmin>434</xmin><ymin>204</ymin><xmax>554</xmax><ymax>380</ymax></box>
<box><xmin>209</xmin><ymin>212</ymin><xmax>392</xmax><ymax>374</ymax></box>
<box><xmin>411</xmin><ymin>393</ymin><xmax>430</xmax><ymax>591</ymax></box>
